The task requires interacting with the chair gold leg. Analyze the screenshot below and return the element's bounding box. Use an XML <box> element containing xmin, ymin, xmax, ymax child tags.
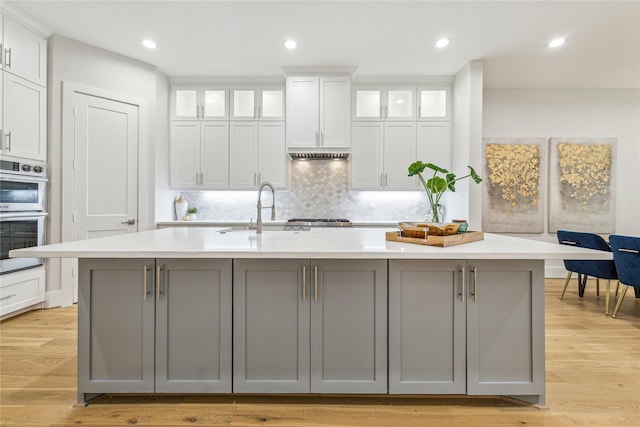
<box><xmin>596</xmin><ymin>278</ymin><xmax>600</xmax><ymax>296</ymax></box>
<box><xmin>605</xmin><ymin>280</ymin><xmax>611</xmax><ymax>315</ymax></box>
<box><xmin>615</xmin><ymin>281</ymin><xmax>620</xmax><ymax>297</ymax></box>
<box><xmin>612</xmin><ymin>285</ymin><xmax>629</xmax><ymax>318</ymax></box>
<box><xmin>561</xmin><ymin>272</ymin><xmax>572</xmax><ymax>299</ymax></box>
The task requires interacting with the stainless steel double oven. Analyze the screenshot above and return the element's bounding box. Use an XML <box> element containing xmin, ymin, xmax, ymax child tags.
<box><xmin>0</xmin><ymin>159</ymin><xmax>47</xmax><ymax>274</ymax></box>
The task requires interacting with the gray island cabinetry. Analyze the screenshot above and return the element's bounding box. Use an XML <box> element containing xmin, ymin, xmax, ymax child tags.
<box><xmin>78</xmin><ymin>258</ymin><xmax>232</xmax><ymax>398</ymax></box>
<box><xmin>389</xmin><ymin>259</ymin><xmax>544</xmax><ymax>399</ymax></box>
<box><xmin>233</xmin><ymin>259</ymin><xmax>387</xmax><ymax>394</ymax></box>
<box><xmin>10</xmin><ymin>228</ymin><xmax>611</xmax><ymax>404</ymax></box>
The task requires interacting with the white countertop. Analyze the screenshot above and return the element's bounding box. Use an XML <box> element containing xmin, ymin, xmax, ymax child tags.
<box><xmin>11</xmin><ymin>227</ymin><xmax>612</xmax><ymax>260</ymax></box>
<box><xmin>156</xmin><ymin>220</ymin><xmax>396</xmax><ymax>227</ymax></box>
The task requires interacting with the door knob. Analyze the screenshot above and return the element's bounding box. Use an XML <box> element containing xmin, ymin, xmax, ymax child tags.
<box><xmin>122</xmin><ymin>219</ymin><xmax>136</xmax><ymax>225</ymax></box>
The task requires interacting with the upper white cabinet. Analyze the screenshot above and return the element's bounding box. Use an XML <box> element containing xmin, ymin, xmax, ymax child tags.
<box><xmin>417</xmin><ymin>87</ymin><xmax>450</xmax><ymax>120</ymax></box>
<box><xmin>353</xmin><ymin>86</ymin><xmax>416</xmax><ymax>121</ymax></box>
<box><xmin>286</xmin><ymin>76</ymin><xmax>351</xmax><ymax>149</ymax></box>
<box><xmin>1</xmin><ymin>14</ymin><xmax>47</xmax><ymax>87</ymax></box>
<box><xmin>2</xmin><ymin>66</ymin><xmax>47</xmax><ymax>161</ymax></box>
<box><xmin>229</xmin><ymin>121</ymin><xmax>288</xmax><ymax>190</ymax></box>
<box><xmin>350</xmin><ymin>121</ymin><xmax>417</xmax><ymax>190</ymax></box>
<box><xmin>230</xmin><ymin>86</ymin><xmax>284</xmax><ymax>121</ymax></box>
<box><xmin>416</xmin><ymin>122</ymin><xmax>452</xmax><ymax>170</ymax></box>
<box><xmin>170</xmin><ymin>121</ymin><xmax>229</xmax><ymax>189</ymax></box>
<box><xmin>171</xmin><ymin>86</ymin><xmax>228</xmax><ymax>121</ymax></box>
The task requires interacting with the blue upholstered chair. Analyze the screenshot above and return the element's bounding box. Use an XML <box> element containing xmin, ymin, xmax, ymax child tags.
<box><xmin>609</xmin><ymin>235</ymin><xmax>640</xmax><ymax>318</ymax></box>
<box><xmin>557</xmin><ymin>230</ymin><xmax>618</xmax><ymax>314</ymax></box>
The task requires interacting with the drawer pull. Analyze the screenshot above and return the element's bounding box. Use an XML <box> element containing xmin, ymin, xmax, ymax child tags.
<box><xmin>619</xmin><ymin>248</ymin><xmax>640</xmax><ymax>254</ymax></box>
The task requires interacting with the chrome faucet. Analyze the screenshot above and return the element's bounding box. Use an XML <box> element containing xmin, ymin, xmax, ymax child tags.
<box><xmin>256</xmin><ymin>182</ymin><xmax>275</xmax><ymax>234</ymax></box>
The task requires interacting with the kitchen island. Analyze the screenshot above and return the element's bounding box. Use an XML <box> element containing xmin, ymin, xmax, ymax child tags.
<box><xmin>11</xmin><ymin>227</ymin><xmax>611</xmax><ymax>405</ymax></box>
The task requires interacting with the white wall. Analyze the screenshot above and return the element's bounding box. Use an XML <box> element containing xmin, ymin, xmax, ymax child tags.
<box><xmin>46</xmin><ymin>35</ymin><xmax>168</xmax><ymax>307</ymax></box>
<box><xmin>483</xmin><ymin>88</ymin><xmax>640</xmax><ymax>276</ymax></box>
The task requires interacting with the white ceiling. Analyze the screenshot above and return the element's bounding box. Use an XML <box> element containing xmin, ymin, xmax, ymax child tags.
<box><xmin>9</xmin><ymin>0</ymin><xmax>640</xmax><ymax>88</ymax></box>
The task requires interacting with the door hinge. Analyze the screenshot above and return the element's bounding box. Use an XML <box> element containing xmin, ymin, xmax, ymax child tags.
<box><xmin>73</xmin><ymin>106</ymin><xmax>76</xmax><ymax>116</ymax></box>
<box><xmin>72</xmin><ymin>213</ymin><xmax>76</xmax><ymax>223</ymax></box>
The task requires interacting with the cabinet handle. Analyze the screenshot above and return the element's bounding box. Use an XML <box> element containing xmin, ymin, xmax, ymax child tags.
<box><xmin>0</xmin><ymin>294</ymin><xmax>16</xmax><ymax>301</ymax></box>
<box><xmin>384</xmin><ymin>173</ymin><xmax>388</xmax><ymax>186</ymax></box>
<box><xmin>302</xmin><ymin>265</ymin><xmax>307</xmax><ymax>301</ymax></box>
<box><xmin>258</xmin><ymin>105</ymin><xmax>261</xmax><ymax>119</ymax></box>
<box><xmin>471</xmin><ymin>266</ymin><xmax>477</xmax><ymax>301</ymax></box>
<box><xmin>380</xmin><ymin>173</ymin><xmax>383</xmax><ymax>187</ymax></box>
<box><xmin>384</xmin><ymin>105</ymin><xmax>388</xmax><ymax>119</ymax></box>
<box><xmin>321</xmin><ymin>132</ymin><xmax>324</xmax><ymax>146</ymax></box>
<box><xmin>253</xmin><ymin>172</ymin><xmax>257</xmax><ymax>186</ymax></box>
<box><xmin>5</xmin><ymin>48</ymin><xmax>11</xmax><ymax>68</ymax></box>
<box><xmin>143</xmin><ymin>265</ymin><xmax>150</xmax><ymax>301</ymax></box>
<box><xmin>200</xmin><ymin>172</ymin><xmax>204</xmax><ymax>186</ymax></box>
<box><xmin>0</xmin><ymin>43</ymin><xmax>3</xmax><ymax>67</ymax></box>
<box><xmin>6</xmin><ymin>132</ymin><xmax>11</xmax><ymax>151</ymax></box>
<box><xmin>314</xmin><ymin>265</ymin><xmax>318</xmax><ymax>302</ymax></box>
<box><xmin>156</xmin><ymin>265</ymin><xmax>164</xmax><ymax>301</ymax></box>
<box><xmin>315</xmin><ymin>131</ymin><xmax>319</xmax><ymax>146</ymax></box>
<box><xmin>459</xmin><ymin>265</ymin><xmax>465</xmax><ymax>302</ymax></box>
<box><xmin>418</xmin><ymin>105</ymin><xmax>421</xmax><ymax>118</ymax></box>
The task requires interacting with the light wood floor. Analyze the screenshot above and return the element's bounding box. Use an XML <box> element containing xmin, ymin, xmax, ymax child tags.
<box><xmin>1</xmin><ymin>278</ymin><xmax>638</xmax><ymax>426</ymax></box>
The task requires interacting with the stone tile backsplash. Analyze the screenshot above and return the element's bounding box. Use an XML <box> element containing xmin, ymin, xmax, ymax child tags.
<box><xmin>177</xmin><ymin>160</ymin><xmax>428</xmax><ymax>221</ymax></box>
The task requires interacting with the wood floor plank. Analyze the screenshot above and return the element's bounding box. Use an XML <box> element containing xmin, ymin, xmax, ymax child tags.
<box><xmin>0</xmin><ymin>279</ymin><xmax>638</xmax><ymax>426</ymax></box>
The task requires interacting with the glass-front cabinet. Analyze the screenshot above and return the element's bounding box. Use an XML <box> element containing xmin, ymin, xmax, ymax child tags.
<box><xmin>231</xmin><ymin>86</ymin><xmax>285</xmax><ymax>121</ymax></box>
<box><xmin>353</xmin><ymin>86</ymin><xmax>415</xmax><ymax>121</ymax></box>
<box><xmin>171</xmin><ymin>86</ymin><xmax>228</xmax><ymax>120</ymax></box>
<box><xmin>417</xmin><ymin>87</ymin><xmax>450</xmax><ymax>120</ymax></box>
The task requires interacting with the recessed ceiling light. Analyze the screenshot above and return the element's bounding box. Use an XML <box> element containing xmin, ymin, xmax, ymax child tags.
<box><xmin>284</xmin><ymin>39</ymin><xmax>297</xmax><ymax>49</ymax></box>
<box><xmin>435</xmin><ymin>38</ymin><xmax>450</xmax><ymax>48</ymax></box>
<box><xmin>142</xmin><ymin>39</ymin><xmax>156</xmax><ymax>49</ymax></box>
<box><xmin>547</xmin><ymin>37</ymin><xmax>566</xmax><ymax>48</ymax></box>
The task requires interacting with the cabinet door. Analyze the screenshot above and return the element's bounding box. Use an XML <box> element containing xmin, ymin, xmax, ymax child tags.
<box><xmin>2</xmin><ymin>71</ymin><xmax>46</xmax><ymax>161</ymax></box>
<box><xmin>388</xmin><ymin>260</ymin><xmax>466</xmax><ymax>394</ymax></box>
<box><xmin>229</xmin><ymin>121</ymin><xmax>259</xmax><ymax>188</ymax></box>
<box><xmin>353</xmin><ymin>88</ymin><xmax>383</xmax><ymax>120</ymax></box>
<box><xmin>258</xmin><ymin>121</ymin><xmax>288</xmax><ymax>189</ymax></box>
<box><xmin>386</xmin><ymin>88</ymin><xmax>415</xmax><ymax>120</ymax></box>
<box><xmin>155</xmin><ymin>259</ymin><xmax>232</xmax><ymax>393</ymax></box>
<box><xmin>418</xmin><ymin>88</ymin><xmax>449</xmax><ymax>120</ymax></box>
<box><xmin>383</xmin><ymin>122</ymin><xmax>417</xmax><ymax>189</ymax></box>
<box><xmin>286</xmin><ymin>76</ymin><xmax>319</xmax><ymax>148</ymax></box>
<box><xmin>466</xmin><ymin>260</ymin><xmax>545</xmax><ymax>403</ymax></box>
<box><xmin>202</xmin><ymin>88</ymin><xmax>228</xmax><ymax>120</ymax></box>
<box><xmin>170</xmin><ymin>121</ymin><xmax>199</xmax><ymax>188</ymax></box>
<box><xmin>231</xmin><ymin>88</ymin><xmax>256</xmax><ymax>120</ymax></box>
<box><xmin>416</xmin><ymin>122</ymin><xmax>451</xmax><ymax>170</ymax></box>
<box><xmin>78</xmin><ymin>259</ymin><xmax>156</xmax><ymax>394</ymax></box>
<box><xmin>350</xmin><ymin>122</ymin><xmax>383</xmax><ymax>190</ymax></box>
<box><xmin>2</xmin><ymin>16</ymin><xmax>47</xmax><ymax>86</ymax></box>
<box><xmin>201</xmin><ymin>122</ymin><xmax>229</xmax><ymax>189</ymax></box>
<box><xmin>260</xmin><ymin>88</ymin><xmax>285</xmax><ymax>120</ymax></box>
<box><xmin>319</xmin><ymin>76</ymin><xmax>350</xmax><ymax>148</ymax></box>
<box><xmin>233</xmin><ymin>259</ymin><xmax>310</xmax><ymax>393</ymax></box>
<box><xmin>172</xmin><ymin>87</ymin><xmax>199</xmax><ymax>120</ymax></box>
<box><xmin>310</xmin><ymin>260</ymin><xmax>387</xmax><ymax>393</ymax></box>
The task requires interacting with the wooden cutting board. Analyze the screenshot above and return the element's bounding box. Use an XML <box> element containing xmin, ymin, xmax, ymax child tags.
<box><xmin>385</xmin><ymin>231</ymin><xmax>484</xmax><ymax>247</ymax></box>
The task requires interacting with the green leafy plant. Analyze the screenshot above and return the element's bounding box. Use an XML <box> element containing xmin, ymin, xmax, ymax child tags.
<box><xmin>187</xmin><ymin>207</ymin><xmax>197</xmax><ymax>214</ymax></box>
<box><xmin>408</xmin><ymin>161</ymin><xmax>483</xmax><ymax>223</ymax></box>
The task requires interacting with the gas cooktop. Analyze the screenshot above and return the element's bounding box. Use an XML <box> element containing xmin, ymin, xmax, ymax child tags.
<box><xmin>285</xmin><ymin>218</ymin><xmax>352</xmax><ymax>228</ymax></box>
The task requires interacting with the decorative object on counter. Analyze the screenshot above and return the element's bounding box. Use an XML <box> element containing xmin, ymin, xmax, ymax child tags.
<box><xmin>386</xmin><ymin>230</ymin><xmax>484</xmax><ymax>247</ymax></box>
<box><xmin>187</xmin><ymin>207</ymin><xmax>197</xmax><ymax>220</ymax></box>
<box><xmin>399</xmin><ymin>221</ymin><xmax>460</xmax><ymax>237</ymax></box>
<box><xmin>548</xmin><ymin>137</ymin><xmax>616</xmax><ymax>233</ymax></box>
<box><xmin>423</xmin><ymin>203</ymin><xmax>444</xmax><ymax>223</ymax></box>
<box><xmin>452</xmin><ymin>219</ymin><xmax>468</xmax><ymax>234</ymax></box>
<box><xmin>408</xmin><ymin>161</ymin><xmax>482</xmax><ymax>223</ymax></box>
<box><xmin>482</xmin><ymin>138</ymin><xmax>545</xmax><ymax>233</ymax></box>
<box><xmin>175</xmin><ymin>195</ymin><xmax>188</xmax><ymax>220</ymax></box>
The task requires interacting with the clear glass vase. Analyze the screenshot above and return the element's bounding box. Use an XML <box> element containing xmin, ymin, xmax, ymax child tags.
<box><xmin>424</xmin><ymin>204</ymin><xmax>445</xmax><ymax>223</ymax></box>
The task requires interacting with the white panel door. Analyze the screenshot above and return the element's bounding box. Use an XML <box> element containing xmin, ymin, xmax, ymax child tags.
<box><xmin>2</xmin><ymin>15</ymin><xmax>47</xmax><ymax>86</ymax></box>
<box><xmin>258</xmin><ymin>122</ymin><xmax>287</xmax><ymax>189</ymax></box>
<box><xmin>2</xmin><ymin>72</ymin><xmax>46</xmax><ymax>161</ymax></box>
<box><xmin>229</xmin><ymin>121</ymin><xmax>258</xmax><ymax>188</ymax></box>
<box><xmin>73</xmin><ymin>92</ymin><xmax>138</xmax><ymax>239</ymax></box>
<box><xmin>286</xmin><ymin>77</ymin><xmax>319</xmax><ymax>148</ymax></box>
<box><xmin>201</xmin><ymin>122</ymin><xmax>229</xmax><ymax>189</ymax></box>
<box><xmin>417</xmin><ymin>122</ymin><xmax>452</xmax><ymax>170</ymax></box>
<box><xmin>383</xmin><ymin>122</ymin><xmax>417</xmax><ymax>189</ymax></box>
<box><xmin>319</xmin><ymin>77</ymin><xmax>350</xmax><ymax>148</ymax></box>
<box><xmin>350</xmin><ymin>122</ymin><xmax>383</xmax><ymax>190</ymax></box>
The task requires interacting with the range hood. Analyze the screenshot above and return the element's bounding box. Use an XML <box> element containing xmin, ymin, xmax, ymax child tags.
<box><xmin>288</xmin><ymin>149</ymin><xmax>350</xmax><ymax>160</ymax></box>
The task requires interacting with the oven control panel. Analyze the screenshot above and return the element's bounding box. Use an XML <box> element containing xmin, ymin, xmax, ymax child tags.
<box><xmin>0</xmin><ymin>160</ymin><xmax>46</xmax><ymax>177</ymax></box>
